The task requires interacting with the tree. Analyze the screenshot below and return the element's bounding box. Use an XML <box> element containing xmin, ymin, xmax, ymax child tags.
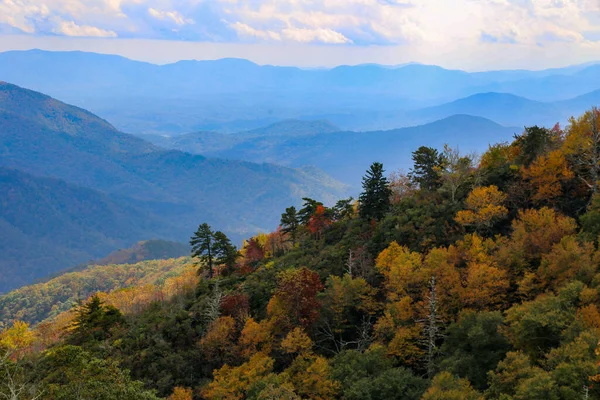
<box><xmin>438</xmin><ymin>144</ymin><xmax>475</xmax><ymax>203</ymax></box>
<box><xmin>521</xmin><ymin>149</ymin><xmax>574</xmax><ymax>204</ymax></box>
<box><xmin>409</xmin><ymin>146</ymin><xmax>444</xmax><ymax>191</ymax></box>
<box><xmin>359</xmin><ymin>162</ymin><xmax>392</xmax><ymax>221</ymax></box>
<box><xmin>422</xmin><ymin>372</ymin><xmax>483</xmax><ymax>400</ymax></box>
<box><xmin>455</xmin><ymin>185</ymin><xmax>508</xmax><ymax>234</ymax></box>
<box><xmin>562</xmin><ymin>107</ymin><xmax>600</xmax><ymax>193</ymax></box>
<box><xmin>514</xmin><ymin>125</ymin><xmax>559</xmax><ymax>167</ymax></box>
<box><xmin>168</xmin><ymin>387</ymin><xmax>193</xmax><ymax>400</ymax></box>
<box><xmin>332</xmin><ymin>197</ymin><xmax>355</xmax><ymax>220</ymax></box>
<box><xmin>298</xmin><ymin>198</ymin><xmax>322</xmax><ymax>225</ymax></box>
<box><xmin>307</xmin><ymin>205</ymin><xmax>332</xmax><ymax>240</ymax></box>
<box><xmin>422</xmin><ymin>276</ymin><xmax>443</xmax><ymax>379</ymax></box>
<box><xmin>38</xmin><ymin>345</ymin><xmax>160</xmax><ymax>400</ymax></box>
<box><xmin>190</xmin><ymin>223</ymin><xmax>216</xmax><ymax>278</ymax></box>
<box><xmin>331</xmin><ymin>347</ymin><xmax>427</xmax><ymax>400</ymax></box>
<box><xmin>281</xmin><ymin>206</ymin><xmax>300</xmax><ymax>245</ymax></box>
<box><xmin>267</xmin><ymin>268</ymin><xmax>324</xmax><ymax>332</ymax></box>
<box><xmin>439</xmin><ymin>310</ymin><xmax>510</xmax><ymax>390</ymax></box>
<box><xmin>202</xmin><ymin>352</ymin><xmax>274</xmax><ymax>400</ymax></box>
<box><xmin>68</xmin><ymin>294</ymin><xmax>125</xmax><ymax>345</ymax></box>
<box><xmin>213</xmin><ymin>231</ymin><xmax>238</xmax><ymax>275</ymax></box>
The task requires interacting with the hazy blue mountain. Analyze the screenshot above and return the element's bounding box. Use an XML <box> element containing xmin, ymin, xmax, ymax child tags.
<box><xmin>410</xmin><ymin>92</ymin><xmax>561</xmax><ymax>127</ymax></box>
<box><xmin>149</xmin><ymin>115</ymin><xmax>518</xmax><ymax>186</ymax></box>
<box><xmin>0</xmin><ymin>82</ymin><xmax>349</xmax><ymax>290</ymax></box>
<box><xmin>1</xmin><ymin>50</ymin><xmax>598</xmax><ymax>134</ymax></box>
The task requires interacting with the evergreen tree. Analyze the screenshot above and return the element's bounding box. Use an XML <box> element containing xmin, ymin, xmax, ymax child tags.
<box><xmin>298</xmin><ymin>198</ymin><xmax>322</xmax><ymax>225</ymax></box>
<box><xmin>359</xmin><ymin>162</ymin><xmax>392</xmax><ymax>221</ymax></box>
<box><xmin>190</xmin><ymin>223</ymin><xmax>216</xmax><ymax>278</ymax></box>
<box><xmin>333</xmin><ymin>197</ymin><xmax>355</xmax><ymax>220</ymax></box>
<box><xmin>409</xmin><ymin>146</ymin><xmax>444</xmax><ymax>191</ymax></box>
<box><xmin>280</xmin><ymin>206</ymin><xmax>300</xmax><ymax>244</ymax></box>
<box><xmin>213</xmin><ymin>231</ymin><xmax>239</xmax><ymax>275</ymax></box>
<box><xmin>69</xmin><ymin>295</ymin><xmax>124</xmax><ymax>344</ymax></box>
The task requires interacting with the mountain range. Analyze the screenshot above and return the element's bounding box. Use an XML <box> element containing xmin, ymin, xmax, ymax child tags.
<box><xmin>0</xmin><ymin>50</ymin><xmax>599</xmax><ymax>134</ymax></box>
<box><xmin>0</xmin><ymin>82</ymin><xmax>348</xmax><ymax>292</ymax></box>
<box><xmin>142</xmin><ymin>116</ymin><xmax>519</xmax><ymax>185</ymax></box>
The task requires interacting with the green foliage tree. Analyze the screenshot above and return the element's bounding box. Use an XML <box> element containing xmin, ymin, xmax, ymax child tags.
<box><xmin>298</xmin><ymin>198</ymin><xmax>322</xmax><ymax>225</ymax></box>
<box><xmin>280</xmin><ymin>206</ymin><xmax>300</xmax><ymax>244</ymax></box>
<box><xmin>213</xmin><ymin>231</ymin><xmax>238</xmax><ymax>275</ymax></box>
<box><xmin>439</xmin><ymin>310</ymin><xmax>510</xmax><ymax>390</ymax></box>
<box><xmin>68</xmin><ymin>294</ymin><xmax>124</xmax><ymax>345</ymax></box>
<box><xmin>409</xmin><ymin>146</ymin><xmax>444</xmax><ymax>191</ymax></box>
<box><xmin>331</xmin><ymin>347</ymin><xmax>427</xmax><ymax>400</ymax></box>
<box><xmin>37</xmin><ymin>345</ymin><xmax>160</xmax><ymax>400</ymax></box>
<box><xmin>359</xmin><ymin>162</ymin><xmax>392</xmax><ymax>221</ymax></box>
<box><xmin>190</xmin><ymin>222</ymin><xmax>215</xmax><ymax>278</ymax></box>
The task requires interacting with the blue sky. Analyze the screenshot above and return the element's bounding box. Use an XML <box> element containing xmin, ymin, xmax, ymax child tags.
<box><xmin>1</xmin><ymin>0</ymin><xmax>599</xmax><ymax>70</ymax></box>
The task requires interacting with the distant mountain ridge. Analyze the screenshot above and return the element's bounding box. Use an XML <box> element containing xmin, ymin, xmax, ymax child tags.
<box><xmin>144</xmin><ymin>116</ymin><xmax>518</xmax><ymax>186</ymax></box>
<box><xmin>0</xmin><ymin>50</ymin><xmax>598</xmax><ymax>134</ymax></box>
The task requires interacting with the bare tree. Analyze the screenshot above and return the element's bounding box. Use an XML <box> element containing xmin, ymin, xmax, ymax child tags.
<box><xmin>421</xmin><ymin>276</ymin><xmax>443</xmax><ymax>379</ymax></box>
<box><xmin>0</xmin><ymin>350</ymin><xmax>42</xmax><ymax>400</ymax></box>
<box><xmin>204</xmin><ymin>279</ymin><xmax>223</xmax><ymax>325</ymax></box>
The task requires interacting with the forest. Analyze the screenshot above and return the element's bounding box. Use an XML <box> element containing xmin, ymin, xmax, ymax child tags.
<box><xmin>3</xmin><ymin>107</ymin><xmax>600</xmax><ymax>399</ymax></box>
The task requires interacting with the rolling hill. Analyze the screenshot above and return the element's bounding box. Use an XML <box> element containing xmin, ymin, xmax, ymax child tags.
<box><xmin>0</xmin><ymin>82</ymin><xmax>348</xmax><ymax>291</ymax></box>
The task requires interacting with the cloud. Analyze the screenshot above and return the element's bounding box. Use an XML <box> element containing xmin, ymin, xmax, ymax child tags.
<box><xmin>148</xmin><ymin>8</ymin><xmax>193</xmax><ymax>26</ymax></box>
<box><xmin>53</xmin><ymin>20</ymin><xmax>117</xmax><ymax>37</ymax></box>
<box><xmin>0</xmin><ymin>0</ymin><xmax>598</xmax><ymax>50</ymax></box>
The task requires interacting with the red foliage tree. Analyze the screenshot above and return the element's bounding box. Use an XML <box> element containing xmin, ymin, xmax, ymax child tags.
<box><xmin>267</xmin><ymin>267</ymin><xmax>325</xmax><ymax>331</ymax></box>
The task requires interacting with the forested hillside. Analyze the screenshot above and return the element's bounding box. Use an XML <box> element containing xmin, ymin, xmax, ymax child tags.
<box><xmin>3</xmin><ymin>108</ymin><xmax>600</xmax><ymax>399</ymax></box>
<box><xmin>0</xmin><ymin>82</ymin><xmax>348</xmax><ymax>291</ymax></box>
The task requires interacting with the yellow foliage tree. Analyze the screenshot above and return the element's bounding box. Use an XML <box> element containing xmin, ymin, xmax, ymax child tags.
<box><xmin>281</xmin><ymin>328</ymin><xmax>313</xmax><ymax>356</ymax></box>
<box><xmin>238</xmin><ymin>318</ymin><xmax>274</xmax><ymax>359</ymax></box>
<box><xmin>168</xmin><ymin>386</ymin><xmax>193</xmax><ymax>400</ymax></box>
<box><xmin>422</xmin><ymin>371</ymin><xmax>483</xmax><ymax>400</ymax></box>
<box><xmin>455</xmin><ymin>185</ymin><xmax>508</xmax><ymax>233</ymax></box>
<box><xmin>521</xmin><ymin>149</ymin><xmax>574</xmax><ymax>203</ymax></box>
<box><xmin>376</xmin><ymin>242</ymin><xmax>424</xmax><ymax>299</ymax></box>
<box><xmin>203</xmin><ymin>352</ymin><xmax>275</xmax><ymax>400</ymax></box>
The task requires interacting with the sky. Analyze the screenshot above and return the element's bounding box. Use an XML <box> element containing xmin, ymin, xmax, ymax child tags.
<box><xmin>0</xmin><ymin>0</ymin><xmax>599</xmax><ymax>70</ymax></box>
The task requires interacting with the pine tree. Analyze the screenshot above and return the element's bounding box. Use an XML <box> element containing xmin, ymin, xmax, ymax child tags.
<box><xmin>409</xmin><ymin>146</ymin><xmax>444</xmax><ymax>191</ymax></box>
<box><xmin>280</xmin><ymin>206</ymin><xmax>300</xmax><ymax>245</ymax></box>
<box><xmin>213</xmin><ymin>231</ymin><xmax>238</xmax><ymax>275</ymax></box>
<box><xmin>359</xmin><ymin>162</ymin><xmax>392</xmax><ymax>221</ymax></box>
<box><xmin>190</xmin><ymin>223</ymin><xmax>215</xmax><ymax>278</ymax></box>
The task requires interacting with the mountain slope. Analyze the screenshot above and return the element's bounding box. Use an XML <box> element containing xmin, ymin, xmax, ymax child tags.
<box><xmin>0</xmin><ymin>256</ymin><xmax>194</xmax><ymax>327</ymax></box>
<box><xmin>0</xmin><ymin>82</ymin><xmax>348</xmax><ymax>291</ymax></box>
<box><xmin>0</xmin><ymin>167</ymin><xmax>181</xmax><ymax>292</ymax></box>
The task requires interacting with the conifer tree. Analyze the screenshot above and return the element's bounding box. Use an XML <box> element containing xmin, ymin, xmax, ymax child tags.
<box><xmin>280</xmin><ymin>206</ymin><xmax>300</xmax><ymax>244</ymax></box>
<box><xmin>213</xmin><ymin>231</ymin><xmax>238</xmax><ymax>275</ymax></box>
<box><xmin>191</xmin><ymin>223</ymin><xmax>216</xmax><ymax>278</ymax></box>
<box><xmin>359</xmin><ymin>162</ymin><xmax>392</xmax><ymax>221</ymax></box>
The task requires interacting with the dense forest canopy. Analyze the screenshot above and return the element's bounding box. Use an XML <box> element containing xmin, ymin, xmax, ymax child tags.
<box><xmin>3</xmin><ymin>107</ymin><xmax>600</xmax><ymax>399</ymax></box>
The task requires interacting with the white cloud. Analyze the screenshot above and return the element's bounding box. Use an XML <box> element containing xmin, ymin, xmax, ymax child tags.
<box><xmin>148</xmin><ymin>7</ymin><xmax>194</xmax><ymax>26</ymax></box>
<box><xmin>53</xmin><ymin>20</ymin><xmax>117</xmax><ymax>37</ymax></box>
<box><xmin>228</xmin><ymin>21</ymin><xmax>281</xmax><ymax>41</ymax></box>
<box><xmin>0</xmin><ymin>0</ymin><xmax>599</xmax><ymax>61</ymax></box>
<box><xmin>282</xmin><ymin>27</ymin><xmax>353</xmax><ymax>44</ymax></box>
